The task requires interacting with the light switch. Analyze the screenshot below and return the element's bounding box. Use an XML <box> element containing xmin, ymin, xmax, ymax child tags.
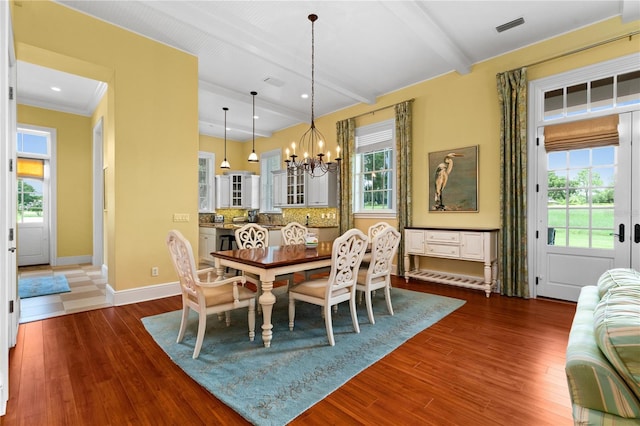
<box><xmin>173</xmin><ymin>213</ymin><xmax>190</xmax><ymax>222</ymax></box>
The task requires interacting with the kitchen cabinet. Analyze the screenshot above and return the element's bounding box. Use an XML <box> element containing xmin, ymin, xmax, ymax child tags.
<box><xmin>404</xmin><ymin>227</ymin><xmax>498</xmax><ymax>297</ymax></box>
<box><xmin>216</xmin><ymin>172</ymin><xmax>260</xmax><ymax>209</ymax></box>
<box><xmin>198</xmin><ymin>227</ymin><xmax>217</xmax><ymax>265</ymax></box>
<box><xmin>198</xmin><ymin>152</ymin><xmax>216</xmax><ymax>213</ymax></box>
<box><xmin>306</xmin><ymin>168</ymin><xmax>337</xmax><ymax>207</ymax></box>
<box><xmin>272</xmin><ymin>168</ymin><xmax>337</xmax><ymax>208</ymax></box>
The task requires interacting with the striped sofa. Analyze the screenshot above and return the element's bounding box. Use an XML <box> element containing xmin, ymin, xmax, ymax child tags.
<box><xmin>565</xmin><ymin>268</ymin><xmax>640</xmax><ymax>425</ymax></box>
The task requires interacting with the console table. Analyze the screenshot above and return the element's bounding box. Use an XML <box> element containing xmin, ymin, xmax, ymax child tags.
<box><xmin>404</xmin><ymin>227</ymin><xmax>499</xmax><ymax>297</ymax></box>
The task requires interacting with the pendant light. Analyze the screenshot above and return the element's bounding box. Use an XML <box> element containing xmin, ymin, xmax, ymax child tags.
<box><xmin>220</xmin><ymin>107</ymin><xmax>231</xmax><ymax>169</ymax></box>
<box><xmin>247</xmin><ymin>91</ymin><xmax>259</xmax><ymax>162</ymax></box>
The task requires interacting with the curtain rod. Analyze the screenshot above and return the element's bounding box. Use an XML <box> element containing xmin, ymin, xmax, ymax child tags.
<box><xmin>350</xmin><ymin>98</ymin><xmax>414</xmax><ymax>120</ymax></box>
<box><xmin>508</xmin><ymin>30</ymin><xmax>639</xmax><ymax>73</ymax></box>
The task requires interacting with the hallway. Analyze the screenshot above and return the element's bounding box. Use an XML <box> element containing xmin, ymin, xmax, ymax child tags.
<box><xmin>18</xmin><ymin>264</ymin><xmax>110</xmax><ymax>323</ymax></box>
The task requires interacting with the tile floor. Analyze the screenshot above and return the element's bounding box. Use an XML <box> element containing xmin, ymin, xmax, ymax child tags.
<box><xmin>18</xmin><ymin>264</ymin><xmax>111</xmax><ymax>323</ymax></box>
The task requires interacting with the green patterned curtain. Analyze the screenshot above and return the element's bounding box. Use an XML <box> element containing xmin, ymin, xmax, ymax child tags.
<box><xmin>395</xmin><ymin>101</ymin><xmax>413</xmax><ymax>276</ymax></box>
<box><xmin>336</xmin><ymin>118</ymin><xmax>355</xmax><ymax>234</ymax></box>
<box><xmin>497</xmin><ymin>68</ymin><xmax>529</xmax><ymax>298</ymax></box>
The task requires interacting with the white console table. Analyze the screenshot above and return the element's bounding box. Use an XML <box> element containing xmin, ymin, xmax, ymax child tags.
<box><xmin>404</xmin><ymin>227</ymin><xmax>499</xmax><ymax>297</ymax></box>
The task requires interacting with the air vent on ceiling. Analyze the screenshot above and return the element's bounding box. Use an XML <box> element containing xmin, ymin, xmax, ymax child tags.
<box><xmin>263</xmin><ymin>76</ymin><xmax>284</xmax><ymax>87</ymax></box>
<box><xmin>496</xmin><ymin>17</ymin><xmax>525</xmax><ymax>33</ymax></box>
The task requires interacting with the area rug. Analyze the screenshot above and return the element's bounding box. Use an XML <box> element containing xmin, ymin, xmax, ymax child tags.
<box><xmin>18</xmin><ymin>275</ymin><xmax>71</xmax><ymax>299</ymax></box>
<box><xmin>142</xmin><ymin>288</ymin><xmax>465</xmax><ymax>426</ymax></box>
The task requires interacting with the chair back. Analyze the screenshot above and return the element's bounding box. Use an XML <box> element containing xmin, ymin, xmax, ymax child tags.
<box><xmin>166</xmin><ymin>230</ymin><xmax>199</xmax><ymax>298</ymax></box>
<box><xmin>235</xmin><ymin>223</ymin><xmax>269</xmax><ymax>249</ymax></box>
<box><xmin>368</xmin><ymin>222</ymin><xmax>391</xmax><ymax>240</ymax></box>
<box><xmin>282</xmin><ymin>222</ymin><xmax>308</xmax><ymax>245</ymax></box>
<box><xmin>325</xmin><ymin>228</ymin><xmax>368</xmax><ymax>298</ymax></box>
<box><xmin>366</xmin><ymin>226</ymin><xmax>401</xmax><ymax>282</ymax></box>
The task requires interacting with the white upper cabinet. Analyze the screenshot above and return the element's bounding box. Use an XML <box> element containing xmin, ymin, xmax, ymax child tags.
<box><xmin>272</xmin><ymin>168</ymin><xmax>337</xmax><ymax>208</ymax></box>
<box><xmin>198</xmin><ymin>152</ymin><xmax>216</xmax><ymax>213</ymax></box>
<box><xmin>216</xmin><ymin>172</ymin><xmax>260</xmax><ymax>209</ymax></box>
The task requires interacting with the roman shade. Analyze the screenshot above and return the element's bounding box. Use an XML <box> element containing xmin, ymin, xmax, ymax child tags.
<box><xmin>544</xmin><ymin>115</ymin><xmax>619</xmax><ymax>152</ymax></box>
<box><xmin>17</xmin><ymin>158</ymin><xmax>44</xmax><ymax>178</ymax></box>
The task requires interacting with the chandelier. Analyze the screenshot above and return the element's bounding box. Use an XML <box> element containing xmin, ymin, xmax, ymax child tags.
<box><xmin>284</xmin><ymin>14</ymin><xmax>341</xmax><ymax>177</ymax></box>
<box><xmin>247</xmin><ymin>91</ymin><xmax>259</xmax><ymax>162</ymax></box>
<box><xmin>220</xmin><ymin>107</ymin><xmax>231</xmax><ymax>169</ymax></box>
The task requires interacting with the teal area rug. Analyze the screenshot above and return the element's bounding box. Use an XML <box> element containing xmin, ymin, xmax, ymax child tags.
<box><xmin>142</xmin><ymin>288</ymin><xmax>465</xmax><ymax>425</ymax></box>
<box><xmin>18</xmin><ymin>275</ymin><xmax>71</xmax><ymax>299</ymax></box>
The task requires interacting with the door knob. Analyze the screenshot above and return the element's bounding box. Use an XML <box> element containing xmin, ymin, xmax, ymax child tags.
<box><xmin>8</xmin><ymin>247</ymin><xmax>16</xmax><ymax>253</ymax></box>
<box><xmin>610</xmin><ymin>224</ymin><xmax>625</xmax><ymax>243</ymax></box>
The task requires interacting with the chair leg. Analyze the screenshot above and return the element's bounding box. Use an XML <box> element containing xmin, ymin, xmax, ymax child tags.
<box><xmin>324</xmin><ymin>304</ymin><xmax>335</xmax><ymax>346</ymax></box>
<box><xmin>349</xmin><ymin>296</ymin><xmax>361</xmax><ymax>334</ymax></box>
<box><xmin>248</xmin><ymin>300</ymin><xmax>256</xmax><ymax>341</ymax></box>
<box><xmin>365</xmin><ymin>290</ymin><xmax>375</xmax><ymax>324</ymax></box>
<box><xmin>177</xmin><ymin>305</ymin><xmax>189</xmax><ymax>343</ymax></box>
<box><xmin>225</xmin><ymin>311</ymin><xmax>231</xmax><ymax>326</ymax></box>
<box><xmin>193</xmin><ymin>311</ymin><xmax>207</xmax><ymax>359</ymax></box>
<box><xmin>384</xmin><ymin>285</ymin><xmax>394</xmax><ymax>316</ymax></box>
<box><xmin>288</xmin><ymin>298</ymin><xmax>296</xmax><ymax>331</ymax></box>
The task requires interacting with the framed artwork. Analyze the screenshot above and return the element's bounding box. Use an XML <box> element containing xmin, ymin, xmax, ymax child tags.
<box><xmin>428</xmin><ymin>145</ymin><xmax>478</xmax><ymax>212</ymax></box>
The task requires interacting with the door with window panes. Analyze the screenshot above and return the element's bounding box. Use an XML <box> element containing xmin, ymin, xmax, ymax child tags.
<box><xmin>16</xmin><ymin>128</ymin><xmax>51</xmax><ymax>266</ymax></box>
<box><xmin>535</xmin><ymin>67</ymin><xmax>640</xmax><ymax>301</ymax></box>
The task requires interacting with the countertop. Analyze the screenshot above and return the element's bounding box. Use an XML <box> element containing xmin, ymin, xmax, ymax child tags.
<box><xmin>199</xmin><ymin>223</ymin><xmax>338</xmax><ymax>230</ymax></box>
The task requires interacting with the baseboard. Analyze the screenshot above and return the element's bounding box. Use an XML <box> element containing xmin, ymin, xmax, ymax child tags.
<box><xmin>107</xmin><ymin>281</ymin><xmax>181</xmax><ymax>306</ymax></box>
<box><xmin>56</xmin><ymin>255</ymin><xmax>93</xmax><ymax>266</ymax></box>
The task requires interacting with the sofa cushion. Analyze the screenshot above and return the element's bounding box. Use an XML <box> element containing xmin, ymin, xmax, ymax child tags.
<box><xmin>597</xmin><ymin>268</ymin><xmax>640</xmax><ymax>299</ymax></box>
<box><xmin>593</xmin><ymin>284</ymin><xmax>640</xmax><ymax>401</ymax></box>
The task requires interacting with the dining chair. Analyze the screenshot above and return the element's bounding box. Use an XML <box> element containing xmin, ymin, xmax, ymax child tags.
<box><xmin>288</xmin><ymin>228</ymin><xmax>369</xmax><ymax>346</ymax></box>
<box><xmin>281</xmin><ymin>221</ymin><xmax>308</xmax><ymax>245</ymax></box>
<box><xmin>166</xmin><ymin>230</ymin><xmax>256</xmax><ymax>359</ymax></box>
<box><xmin>356</xmin><ymin>226</ymin><xmax>401</xmax><ymax>324</ymax></box>
<box><xmin>235</xmin><ymin>223</ymin><xmax>292</xmax><ymax>300</ymax></box>
<box><xmin>362</xmin><ymin>222</ymin><xmax>392</xmax><ymax>265</ymax></box>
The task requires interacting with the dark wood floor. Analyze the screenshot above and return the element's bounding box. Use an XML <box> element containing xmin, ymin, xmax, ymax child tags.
<box><xmin>3</xmin><ymin>276</ymin><xmax>576</xmax><ymax>426</ymax></box>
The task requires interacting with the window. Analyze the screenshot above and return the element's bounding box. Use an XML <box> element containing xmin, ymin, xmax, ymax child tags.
<box><xmin>354</xmin><ymin>119</ymin><xmax>396</xmax><ymax>215</ymax></box>
<box><xmin>260</xmin><ymin>148</ymin><xmax>282</xmax><ymax>213</ymax></box>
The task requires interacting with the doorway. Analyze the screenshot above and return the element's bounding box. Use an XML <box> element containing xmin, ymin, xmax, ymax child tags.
<box><xmin>529</xmin><ymin>54</ymin><xmax>640</xmax><ymax>301</ymax></box>
<box><xmin>16</xmin><ymin>126</ymin><xmax>55</xmax><ymax>267</ymax></box>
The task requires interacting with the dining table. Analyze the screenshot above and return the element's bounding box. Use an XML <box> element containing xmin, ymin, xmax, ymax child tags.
<box><xmin>210</xmin><ymin>241</ymin><xmax>334</xmax><ymax>348</ymax></box>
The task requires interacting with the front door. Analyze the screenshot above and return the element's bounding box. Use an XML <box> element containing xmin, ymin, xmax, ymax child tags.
<box><xmin>536</xmin><ymin>112</ymin><xmax>640</xmax><ymax>301</ymax></box>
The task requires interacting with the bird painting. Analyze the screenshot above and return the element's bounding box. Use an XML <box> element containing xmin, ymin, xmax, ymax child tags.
<box><xmin>433</xmin><ymin>152</ymin><xmax>464</xmax><ymax>210</ymax></box>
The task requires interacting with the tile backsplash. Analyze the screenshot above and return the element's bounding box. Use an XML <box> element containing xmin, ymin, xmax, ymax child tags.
<box><xmin>199</xmin><ymin>208</ymin><xmax>338</xmax><ymax>227</ymax></box>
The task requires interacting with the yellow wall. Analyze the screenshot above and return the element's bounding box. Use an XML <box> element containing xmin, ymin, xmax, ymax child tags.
<box><xmin>13</xmin><ymin>0</ymin><xmax>199</xmax><ymax>291</ymax></box>
<box><xmin>11</xmin><ymin>0</ymin><xmax>640</xmax><ymax>294</ymax></box>
<box><xmin>17</xmin><ymin>105</ymin><xmax>92</xmax><ymax>258</ymax></box>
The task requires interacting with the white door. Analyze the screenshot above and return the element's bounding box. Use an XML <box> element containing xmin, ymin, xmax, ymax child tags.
<box><xmin>536</xmin><ymin>112</ymin><xmax>639</xmax><ymax>301</ymax></box>
<box><xmin>16</xmin><ymin>127</ymin><xmax>53</xmax><ymax>266</ymax></box>
<box><xmin>17</xmin><ymin>164</ymin><xmax>50</xmax><ymax>266</ymax></box>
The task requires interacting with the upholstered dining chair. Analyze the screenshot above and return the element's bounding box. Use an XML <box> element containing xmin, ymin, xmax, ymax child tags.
<box><xmin>166</xmin><ymin>230</ymin><xmax>256</xmax><ymax>359</ymax></box>
<box><xmin>288</xmin><ymin>228</ymin><xmax>369</xmax><ymax>346</ymax></box>
<box><xmin>281</xmin><ymin>221</ymin><xmax>308</xmax><ymax>245</ymax></box>
<box><xmin>356</xmin><ymin>226</ymin><xmax>401</xmax><ymax>324</ymax></box>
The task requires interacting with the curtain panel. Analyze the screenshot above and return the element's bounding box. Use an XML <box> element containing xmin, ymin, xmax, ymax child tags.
<box><xmin>395</xmin><ymin>101</ymin><xmax>413</xmax><ymax>276</ymax></box>
<box><xmin>497</xmin><ymin>68</ymin><xmax>530</xmax><ymax>298</ymax></box>
<box><xmin>337</xmin><ymin>118</ymin><xmax>355</xmax><ymax>235</ymax></box>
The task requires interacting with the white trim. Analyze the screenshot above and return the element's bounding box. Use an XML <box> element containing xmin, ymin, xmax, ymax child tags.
<box><xmin>528</xmin><ymin>53</ymin><xmax>640</xmax><ymax>299</ymax></box>
<box><xmin>56</xmin><ymin>255</ymin><xmax>93</xmax><ymax>266</ymax></box>
<box><xmin>107</xmin><ymin>281</ymin><xmax>181</xmax><ymax>307</ymax></box>
<box><xmin>93</xmin><ymin>118</ymin><xmax>104</xmax><ymax>266</ymax></box>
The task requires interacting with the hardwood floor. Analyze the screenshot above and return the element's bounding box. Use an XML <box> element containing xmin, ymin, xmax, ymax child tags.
<box><xmin>4</xmin><ymin>276</ymin><xmax>577</xmax><ymax>425</ymax></box>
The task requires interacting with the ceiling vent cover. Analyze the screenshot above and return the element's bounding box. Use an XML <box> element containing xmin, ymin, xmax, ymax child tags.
<box><xmin>496</xmin><ymin>17</ymin><xmax>525</xmax><ymax>33</ymax></box>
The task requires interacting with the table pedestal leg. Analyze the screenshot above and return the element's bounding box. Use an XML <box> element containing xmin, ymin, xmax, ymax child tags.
<box><xmin>259</xmin><ymin>280</ymin><xmax>276</xmax><ymax>348</ymax></box>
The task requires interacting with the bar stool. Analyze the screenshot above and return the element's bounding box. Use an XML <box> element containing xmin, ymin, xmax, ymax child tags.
<box><xmin>219</xmin><ymin>234</ymin><xmax>237</xmax><ymax>275</ymax></box>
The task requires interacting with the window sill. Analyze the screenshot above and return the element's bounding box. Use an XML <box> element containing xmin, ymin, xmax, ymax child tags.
<box><xmin>354</xmin><ymin>212</ymin><xmax>397</xmax><ymax>219</ymax></box>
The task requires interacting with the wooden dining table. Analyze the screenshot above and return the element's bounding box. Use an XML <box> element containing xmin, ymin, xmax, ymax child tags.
<box><xmin>210</xmin><ymin>242</ymin><xmax>334</xmax><ymax>348</ymax></box>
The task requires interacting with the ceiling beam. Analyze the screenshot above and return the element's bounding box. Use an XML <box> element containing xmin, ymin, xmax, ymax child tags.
<box><xmin>199</xmin><ymin>79</ymin><xmax>308</xmax><ymax>124</ymax></box>
<box><xmin>199</xmin><ymin>118</ymin><xmax>272</xmax><ymax>139</ymax></box>
<box><xmin>622</xmin><ymin>0</ymin><xmax>640</xmax><ymax>23</ymax></box>
<box><xmin>382</xmin><ymin>1</ymin><xmax>472</xmax><ymax>75</ymax></box>
<box><xmin>147</xmin><ymin>1</ymin><xmax>376</xmax><ymax>105</ymax></box>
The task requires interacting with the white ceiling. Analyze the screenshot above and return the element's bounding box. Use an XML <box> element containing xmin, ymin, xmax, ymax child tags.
<box><xmin>16</xmin><ymin>1</ymin><xmax>639</xmax><ymax>142</ymax></box>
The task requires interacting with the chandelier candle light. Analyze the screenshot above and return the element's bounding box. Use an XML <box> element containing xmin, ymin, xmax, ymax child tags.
<box><xmin>248</xmin><ymin>91</ymin><xmax>259</xmax><ymax>163</ymax></box>
<box><xmin>285</xmin><ymin>13</ymin><xmax>341</xmax><ymax>176</ymax></box>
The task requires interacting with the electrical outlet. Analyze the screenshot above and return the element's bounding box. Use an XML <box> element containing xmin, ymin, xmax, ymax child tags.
<box><xmin>151</xmin><ymin>267</ymin><xmax>159</xmax><ymax>276</ymax></box>
<box><xmin>332</xmin><ymin>213</ymin><xmax>336</xmax><ymax>219</ymax></box>
<box><xmin>321</xmin><ymin>213</ymin><xmax>325</xmax><ymax>219</ymax></box>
